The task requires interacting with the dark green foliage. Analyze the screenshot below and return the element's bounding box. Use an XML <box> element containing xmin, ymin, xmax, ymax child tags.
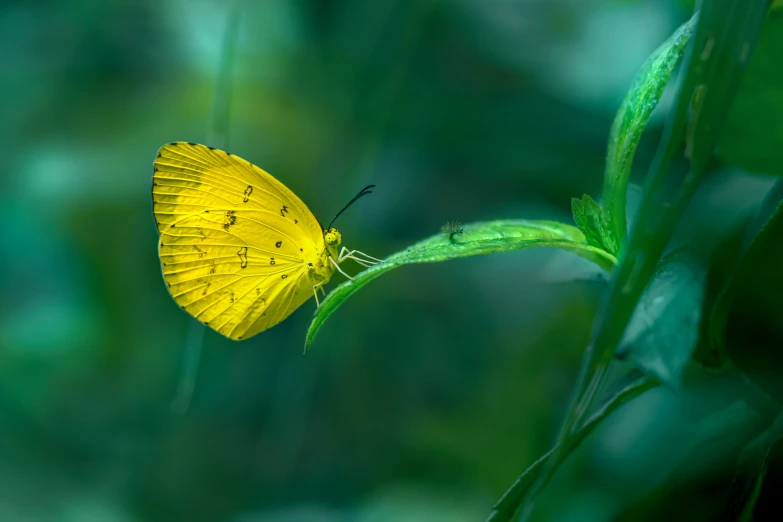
<box><xmin>718</xmin><ymin>10</ymin><xmax>783</xmax><ymax>175</ymax></box>
<box><xmin>486</xmin><ymin>377</ymin><xmax>657</xmax><ymax>522</ymax></box>
<box><xmin>724</xmin><ymin>188</ymin><xmax>783</xmax><ymax>403</ymax></box>
<box><xmin>307</xmin><ymin>2</ymin><xmax>783</xmax><ymax>520</ymax></box>
<box><xmin>6</xmin><ymin>1</ymin><xmax>783</xmax><ymax>521</ymax></box>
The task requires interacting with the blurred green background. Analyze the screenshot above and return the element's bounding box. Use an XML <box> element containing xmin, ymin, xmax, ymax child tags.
<box><xmin>5</xmin><ymin>0</ymin><xmax>777</xmax><ymax>521</ymax></box>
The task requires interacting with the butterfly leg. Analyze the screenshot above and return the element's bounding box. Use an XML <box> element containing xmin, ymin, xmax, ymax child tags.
<box><xmin>341</xmin><ymin>256</ymin><xmax>373</xmax><ymax>268</ymax></box>
<box><xmin>329</xmin><ymin>256</ymin><xmax>355</xmax><ymax>281</ymax></box>
<box><xmin>313</xmin><ymin>284</ymin><xmax>323</xmax><ymax>307</ymax></box>
<box><xmin>339</xmin><ymin>247</ymin><xmax>383</xmax><ymax>263</ymax></box>
<box><xmin>337</xmin><ymin>247</ymin><xmax>383</xmax><ymax>266</ymax></box>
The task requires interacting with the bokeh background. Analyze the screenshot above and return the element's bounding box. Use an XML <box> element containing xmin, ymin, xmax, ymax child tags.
<box><xmin>4</xmin><ymin>0</ymin><xmax>778</xmax><ymax>521</ymax></box>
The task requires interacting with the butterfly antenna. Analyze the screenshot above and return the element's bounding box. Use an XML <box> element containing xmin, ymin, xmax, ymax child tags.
<box><xmin>327</xmin><ymin>184</ymin><xmax>375</xmax><ymax>230</ymax></box>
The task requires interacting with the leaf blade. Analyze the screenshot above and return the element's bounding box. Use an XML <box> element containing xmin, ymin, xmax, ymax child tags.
<box><xmin>616</xmin><ymin>248</ymin><xmax>708</xmax><ymax>387</ymax></box>
<box><xmin>602</xmin><ymin>14</ymin><xmax>697</xmax><ymax>243</ymax></box>
<box><xmin>305</xmin><ymin>220</ymin><xmax>617</xmax><ymax>352</ymax></box>
<box><xmin>572</xmin><ymin>194</ymin><xmax>619</xmax><ymax>255</ymax></box>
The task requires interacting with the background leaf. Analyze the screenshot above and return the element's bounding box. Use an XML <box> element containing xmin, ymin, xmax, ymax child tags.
<box><xmin>717</xmin><ymin>10</ymin><xmax>783</xmax><ymax>175</ymax></box>
<box><xmin>616</xmin><ymin>249</ymin><xmax>707</xmax><ymax>387</ymax></box>
<box><xmin>723</xmin><ymin>181</ymin><xmax>783</xmax><ymax>404</ymax></box>
<box><xmin>613</xmin><ymin>384</ymin><xmax>767</xmax><ymax>522</ymax></box>
<box><xmin>486</xmin><ymin>377</ymin><xmax>657</xmax><ymax>522</ymax></box>
<box><xmin>706</xmin><ymin>179</ymin><xmax>783</xmax><ymax>361</ymax></box>
<box><xmin>305</xmin><ymin>220</ymin><xmax>617</xmax><ymax>351</ymax></box>
<box><xmin>728</xmin><ymin>410</ymin><xmax>783</xmax><ymax>521</ymax></box>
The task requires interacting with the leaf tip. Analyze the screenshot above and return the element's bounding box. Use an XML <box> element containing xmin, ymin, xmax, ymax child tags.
<box><xmin>303</xmin><ymin>325</ymin><xmax>318</xmax><ymax>354</ymax></box>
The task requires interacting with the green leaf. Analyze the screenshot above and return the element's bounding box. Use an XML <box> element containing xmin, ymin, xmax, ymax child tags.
<box><xmin>718</xmin><ymin>10</ymin><xmax>783</xmax><ymax>175</ymax></box>
<box><xmin>571</xmin><ymin>194</ymin><xmax>619</xmax><ymax>255</ymax></box>
<box><xmin>206</xmin><ymin>0</ymin><xmax>242</xmax><ymax>151</ymax></box>
<box><xmin>616</xmin><ymin>249</ymin><xmax>707</xmax><ymax>387</ymax></box>
<box><xmin>720</xmin><ymin>180</ymin><xmax>783</xmax><ymax>404</ymax></box>
<box><xmin>305</xmin><ymin>220</ymin><xmax>617</xmax><ymax>352</ymax></box>
<box><xmin>707</xmin><ymin>179</ymin><xmax>783</xmax><ymax>360</ymax></box>
<box><xmin>486</xmin><ymin>377</ymin><xmax>658</xmax><ymax>522</ymax></box>
<box><xmin>602</xmin><ymin>14</ymin><xmax>697</xmax><ymax>244</ymax></box>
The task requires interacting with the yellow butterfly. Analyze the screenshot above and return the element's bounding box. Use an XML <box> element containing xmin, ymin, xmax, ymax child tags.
<box><xmin>152</xmin><ymin>142</ymin><xmax>381</xmax><ymax>340</ymax></box>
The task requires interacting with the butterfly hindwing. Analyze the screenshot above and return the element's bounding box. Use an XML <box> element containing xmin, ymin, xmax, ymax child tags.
<box><xmin>160</xmin><ymin>210</ymin><xmax>319</xmax><ymax>339</ymax></box>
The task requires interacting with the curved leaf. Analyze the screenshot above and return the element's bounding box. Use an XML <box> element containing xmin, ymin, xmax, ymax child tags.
<box><xmin>603</xmin><ymin>14</ymin><xmax>697</xmax><ymax>243</ymax></box>
<box><xmin>304</xmin><ymin>220</ymin><xmax>617</xmax><ymax>352</ymax></box>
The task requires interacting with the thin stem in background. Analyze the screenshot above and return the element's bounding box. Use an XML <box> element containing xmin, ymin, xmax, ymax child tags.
<box><xmin>172</xmin><ymin>0</ymin><xmax>243</xmax><ymax>415</ymax></box>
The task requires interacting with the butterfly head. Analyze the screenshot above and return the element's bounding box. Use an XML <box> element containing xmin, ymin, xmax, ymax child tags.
<box><xmin>324</xmin><ymin>228</ymin><xmax>342</xmax><ymax>247</ymax></box>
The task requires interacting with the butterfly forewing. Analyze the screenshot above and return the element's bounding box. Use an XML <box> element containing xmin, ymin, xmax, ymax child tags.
<box><xmin>152</xmin><ymin>142</ymin><xmax>323</xmax><ymax>239</ymax></box>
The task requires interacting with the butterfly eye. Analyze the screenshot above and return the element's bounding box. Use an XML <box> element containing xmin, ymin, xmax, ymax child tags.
<box><xmin>324</xmin><ymin>229</ymin><xmax>342</xmax><ymax>246</ymax></box>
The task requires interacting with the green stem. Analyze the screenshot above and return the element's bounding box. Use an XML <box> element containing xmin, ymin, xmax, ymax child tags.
<box><xmin>207</xmin><ymin>0</ymin><xmax>242</xmax><ymax>150</ymax></box>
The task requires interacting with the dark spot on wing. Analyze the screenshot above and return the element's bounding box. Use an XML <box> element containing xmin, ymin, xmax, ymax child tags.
<box><xmin>237</xmin><ymin>247</ymin><xmax>248</xmax><ymax>268</ymax></box>
<box><xmin>223</xmin><ymin>210</ymin><xmax>237</xmax><ymax>231</ymax></box>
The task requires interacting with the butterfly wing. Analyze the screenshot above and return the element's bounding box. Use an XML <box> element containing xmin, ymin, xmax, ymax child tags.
<box><xmin>152</xmin><ymin>143</ymin><xmax>330</xmax><ymax>340</ymax></box>
<box><xmin>152</xmin><ymin>142</ymin><xmax>324</xmax><ymax>238</ymax></box>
